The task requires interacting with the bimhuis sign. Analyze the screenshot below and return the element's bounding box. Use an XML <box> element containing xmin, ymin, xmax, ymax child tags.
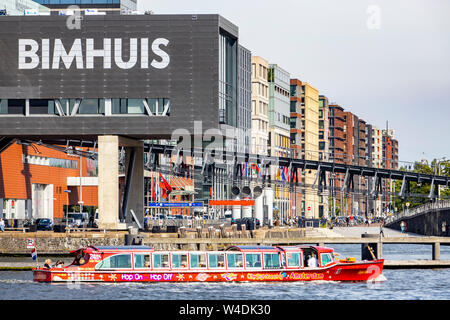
<box><xmin>0</xmin><ymin>16</ymin><xmax>200</xmax><ymax>99</ymax></box>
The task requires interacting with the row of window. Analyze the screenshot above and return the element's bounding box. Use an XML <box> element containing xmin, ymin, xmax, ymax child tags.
<box><xmin>0</xmin><ymin>99</ymin><xmax>170</xmax><ymax>116</ymax></box>
<box><xmin>23</xmin><ymin>154</ymin><xmax>78</xmax><ymax>169</ymax></box>
<box><xmin>95</xmin><ymin>251</ymin><xmax>307</xmax><ymax>270</ymax></box>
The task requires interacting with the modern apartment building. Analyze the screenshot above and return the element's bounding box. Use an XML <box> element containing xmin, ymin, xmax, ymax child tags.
<box><xmin>237</xmin><ymin>45</ymin><xmax>252</xmax><ymax>154</ymax></box>
<box><xmin>251</xmin><ymin>56</ymin><xmax>269</xmax><ymax>156</ymax></box>
<box><xmin>268</xmin><ymin>64</ymin><xmax>291</xmax><ymax>221</ymax></box>
<box><xmin>318</xmin><ymin>95</ymin><xmax>330</xmax><ymax>217</ymax></box>
<box><xmin>289</xmin><ymin>79</ymin><xmax>319</xmax><ymax>218</ymax></box>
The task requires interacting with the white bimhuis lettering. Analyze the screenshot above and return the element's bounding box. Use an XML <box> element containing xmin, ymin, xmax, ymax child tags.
<box><xmin>151</xmin><ymin>38</ymin><xmax>170</xmax><ymax>69</ymax></box>
<box><xmin>52</xmin><ymin>39</ymin><xmax>84</xmax><ymax>69</ymax></box>
<box><xmin>114</xmin><ymin>38</ymin><xmax>137</xmax><ymax>69</ymax></box>
<box><xmin>41</xmin><ymin>39</ymin><xmax>50</xmax><ymax>69</ymax></box>
<box><xmin>141</xmin><ymin>38</ymin><xmax>148</xmax><ymax>69</ymax></box>
<box><xmin>18</xmin><ymin>39</ymin><xmax>40</xmax><ymax>69</ymax></box>
<box><xmin>17</xmin><ymin>37</ymin><xmax>170</xmax><ymax>70</ymax></box>
<box><xmin>86</xmin><ymin>38</ymin><xmax>111</xmax><ymax>69</ymax></box>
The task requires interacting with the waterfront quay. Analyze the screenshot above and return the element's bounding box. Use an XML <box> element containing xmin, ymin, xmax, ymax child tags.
<box><xmin>1</xmin><ymin>225</ymin><xmax>449</xmax><ymax>270</ymax></box>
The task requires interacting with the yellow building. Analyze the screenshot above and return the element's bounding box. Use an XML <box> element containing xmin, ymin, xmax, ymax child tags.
<box><xmin>251</xmin><ymin>56</ymin><xmax>269</xmax><ymax>156</ymax></box>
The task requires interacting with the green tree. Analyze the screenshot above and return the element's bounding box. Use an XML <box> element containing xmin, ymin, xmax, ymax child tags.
<box><xmin>394</xmin><ymin>159</ymin><xmax>450</xmax><ymax>211</ymax></box>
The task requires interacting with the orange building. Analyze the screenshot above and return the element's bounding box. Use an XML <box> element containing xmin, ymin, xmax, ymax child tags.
<box><xmin>0</xmin><ymin>142</ymin><xmax>98</xmax><ymax>221</ymax></box>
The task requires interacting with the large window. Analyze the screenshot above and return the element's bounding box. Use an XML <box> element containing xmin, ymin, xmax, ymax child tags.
<box><xmin>171</xmin><ymin>253</ymin><xmax>188</xmax><ymax>268</ymax></box>
<box><xmin>245</xmin><ymin>253</ymin><xmax>262</xmax><ymax>268</ymax></box>
<box><xmin>219</xmin><ymin>30</ymin><xmax>237</xmax><ymax>126</ymax></box>
<box><xmin>96</xmin><ymin>254</ymin><xmax>132</xmax><ymax>269</ymax></box>
<box><xmin>208</xmin><ymin>253</ymin><xmax>225</xmax><ymax>268</ymax></box>
<box><xmin>263</xmin><ymin>253</ymin><xmax>280</xmax><ymax>269</ymax></box>
<box><xmin>190</xmin><ymin>253</ymin><xmax>207</xmax><ymax>268</ymax></box>
<box><xmin>134</xmin><ymin>254</ymin><xmax>151</xmax><ymax>269</ymax></box>
<box><xmin>29</xmin><ymin>99</ymin><xmax>57</xmax><ymax>115</ymax></box>
<box><xmin>226</xmin><ymin>253</ymin><xmax>243</xmax><ymax>268</ymax></box>
<box><xmin>78</xmin><ymin>99</ymin><xmax>105</xmax><ymax>114</ymax></box>
<box><xmin>153</xmin><ymin>253</ymin><xmax>169</xmax><ymax>268</ymax></box>
<box><xmin>286</xmin><ymin>252</ymin><xmax>301</xmax><ymax>268</ymax></box>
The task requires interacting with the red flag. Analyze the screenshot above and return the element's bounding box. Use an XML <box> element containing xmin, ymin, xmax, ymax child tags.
<box><xmin>159</xmin><ymin>182</ymin><xmax>168</xmax><ymax>199</ymax></box>
<box><xmin>152</xmin><ymin>176</ymin><xmax>155</xmax><ymax>201</ymax></box>
<box><xmin>159</xmin><ymin>172</ymin><xmax>172</xmax><ymax>194</ymax></box>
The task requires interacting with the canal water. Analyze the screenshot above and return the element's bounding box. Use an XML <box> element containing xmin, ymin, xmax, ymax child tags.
<box><xmin>1</xmin><ymin>244</ymin><xmax>449</xmax><ymax>300</ymax></box>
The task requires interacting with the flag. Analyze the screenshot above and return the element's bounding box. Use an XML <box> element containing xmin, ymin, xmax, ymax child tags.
<box><xmin>159</xmin><ymin>172</ymin><xmax>173</xmax><ymax>194</ymax></box>
<box><xmin>31</xmin><ymin>248</ymin><xmax>37</xmax><ymax>261</ymax></box>
<box><xmin>151</xmin><ymin>176</ymin><xmax>155</xmax><ymax>201</ymax></box>
<box><xmin>155</xmin><ymin>179</ymin><xmax>159</xmax><ymax>201</ymax></box>
<box><xmin>159</xmin><ymin>182</ymin><xmax>168</xmax><ymax>199</ymax></box>
<box><xmin>281</xmin><ymin>166</ymin><xmax>286</xmax><ymax>181</ymax></box>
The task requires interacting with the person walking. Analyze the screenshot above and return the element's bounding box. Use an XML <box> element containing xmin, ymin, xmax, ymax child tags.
<box><xmin>0</xmin><ymin>218</ymin><xmax>5</xmax><ymax>232</ymax></box>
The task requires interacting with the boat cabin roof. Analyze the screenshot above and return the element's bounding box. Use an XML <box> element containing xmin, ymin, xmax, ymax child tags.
<box><xmin>73</xmin><ymin>246</ymin><xmax>154</xmax><ymax>255</ymax></box>
<box><xmin>297</xmin><ymin>245</ymin><xmax>334</xmax><ymax>254</ymax></box>
<box><xmin>226</xmin><ymin>245</ymin><xmax>282</xmax><ymax>252</ymax></box>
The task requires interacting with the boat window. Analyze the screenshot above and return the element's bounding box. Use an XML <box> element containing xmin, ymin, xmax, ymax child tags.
<box><xmin>287</xmin><ymin>252</ymin><xmax>301</xmax><ymax>268</ymax></box>
<box><xmin>208</xmin><ymin>253</ymin><xmax>225</xmax><ymax>268</ymax></box>
<box><xmin>171</xmin><ymin>253</ymin><xmax>188</xmax><ymax>268</ymax></box>
<box><xmin>134</xmin><ymin>254</ymin><xmax>151</xmax><ymax>269</ymax></box>
<box><xmin>96</xmin><ymin>254</ymin><xmax>132</xmax><ymax>269</ymax></box>
<box><xmin>245</xmin><ymin>253</ymin><xmax>262</xmax><ymax>268</ymax></box>
<box><xmin>263</xmin><ymin>253</ymin><xmax>281</xmax><ymax>269</ymax></box>
<box><xmin>153</xmin><ymin>253</ymin><xmax>169</xmax><ymax>269</ymax></box>
<box><xmin>227</xmin><ymin>253</ymin><xmax>244</xmax><ymax>268</ymax></box>
<box><xmin>321</xmin><ymin>253</ymin><xmax>333</xmax><ymax>266</ymax></box>
<box><xmin>190</xmin><ymin>253</ymin><xmax>207</xmax><ymax>268</ymax></box>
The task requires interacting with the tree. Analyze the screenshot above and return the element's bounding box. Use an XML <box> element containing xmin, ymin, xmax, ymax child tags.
<box><xmin>394</xmin><ymin>159</ymin><xmax>450</xmax><ymax>211</ymax></box>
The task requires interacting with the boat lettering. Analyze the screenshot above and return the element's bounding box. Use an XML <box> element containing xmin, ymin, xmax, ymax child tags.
<box><xmin>121</xmin><ymin>274</ymin><xmax>144</xmax><ymax>281</ymax></box>
<box><xmin>289</xmin><ymin>272</ymin><xmax>324</xmax><ymax>280</ymax></box>
<box><xmin>246</xmin><ymin>273</ymin><xmax>284</xmax><ymax>281</ymax></box>
<box><xmin>89</xmin><ymin>254</ymin><xmax>102</xmax><ymax>261</ymax></box>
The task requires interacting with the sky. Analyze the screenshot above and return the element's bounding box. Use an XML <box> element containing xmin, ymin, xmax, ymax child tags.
<box><xmin>138</xmin><ymin>0</ymin><xmax>450</xmax><ymax>164</ymax></box>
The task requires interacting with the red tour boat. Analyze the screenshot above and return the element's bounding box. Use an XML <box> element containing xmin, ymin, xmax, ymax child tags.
<box><xmin>33</xmin><ymin>245</ymin><xmax>385</xmax><ymax>283</ymax></box>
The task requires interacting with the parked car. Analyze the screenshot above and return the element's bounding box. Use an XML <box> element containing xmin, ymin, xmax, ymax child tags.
<box><xmin>36</xmin><ymin>218</ymin><xmax>53</xmax><ymax>231</ymax></box>
<box><xmin>61</xmin><ymin>218</ymin><xmax>76</xmax><ymax>228</ymax></box>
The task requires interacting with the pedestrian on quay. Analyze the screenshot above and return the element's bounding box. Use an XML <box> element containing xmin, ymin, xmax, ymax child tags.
<box><xmin>0</xmin><ymin>218</ymin><xmax>5</xmax><ymax>232</ymax></box>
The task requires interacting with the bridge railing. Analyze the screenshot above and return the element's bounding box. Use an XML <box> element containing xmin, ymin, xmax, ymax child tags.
<box><xmin>386</xmin><ymin>199</ymin><xmax>450</xmax><ymax>224</ymax></box>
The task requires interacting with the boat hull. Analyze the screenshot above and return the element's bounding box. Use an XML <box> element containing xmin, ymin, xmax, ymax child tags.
<box><xmin>33</xmin><ymin>260</ymin><xmax>384</xmax><ymax>283</ymax></box>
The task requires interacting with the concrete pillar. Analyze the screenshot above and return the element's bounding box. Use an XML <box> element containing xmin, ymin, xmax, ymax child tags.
<box><xmin>254</xmin><ymin>193</ymin><xmax>263</xmax><ymax>226</ymax></box>
<box><xmin>265</xmin><ymin>188</ymin><xmax>274</xmax><ymax>226</ymax></box>
<box><xmin>241</xmin><ymin>197</ymin><xmax>252</xmax><ymax>218</ymax></box>
<box><xmin>432</xmin><ymin>242</ymin><xmax>440</xmax><ymax>261</ymax></box>
<box><xmin>98</xmin><ymin>135</ymin><xmax>119</xmax><ymax>229</ymax></box>
<box><xmin>123</xmin><ymin>143</ymin><xmax>144</xmax><ymax>227</ymax></box>
<box><xmin>232</xmin><ymin>195</ymin><xmax>241</xmax><ymax>220</ymax></box>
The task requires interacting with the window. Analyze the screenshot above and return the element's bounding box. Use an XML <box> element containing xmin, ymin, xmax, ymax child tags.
<box><xmin>208</xmin><ymin>253</ymin><xmax>225</xmax><ymax>268</ymax></box>
<box><xmin>264</xmin><ymin>253</ymin><xmax>280</xmax><ymax>269</ymax></box>
<box><xmin>319</xmin><ymin>120</ymin><xmax>324</xmax><ymax>129</ymax></box>
<box><xmin>7</xmin><ymin>99</ymin><xmax>25</xmax><ymax>115</ymax></box>
<box><xmin>321</xmin><ymin>253</ymin><xmax>333</xmax><ymax>266</ymax></box>
<box><xmin>134</xmin><ymin>254</ymin><xmax>151</xmax><ymax>269</ymax></box>
<box><xmin>171</xmin><ymin>253</ymin><xmax>188</xmax><ymax>268</ymax></box>
<box><xmin>96</xmin><ymin>254</ymin><xmax>132</xmax><ymax>269</ymax></box>
<box><xmin>29</xmin><ymin>99</ymin><xmax>57</xmax><ymax>115</ymax></box>
<box><xmin>190</xmin><ymin>253</ymin><xmax>207</xmax><ymax>268</ymax></box>
<box><xmin>153</xmin><ymin>253</ymin><xmax>169</xmax><ymax>268</ymax></box>
<box><xmin>245</xmin><ymin>253</ymin><xmax>262</xmax><ymax>268</ymax></box>
<box><xmin>287</xmin><ymin>252</ymin><xmax>301</xmax><ymax>267</ymax></box>
<box><xmin>226</xmin><ymin>253</ymin><xmax>243</xmax><ymax>268</ymax></box>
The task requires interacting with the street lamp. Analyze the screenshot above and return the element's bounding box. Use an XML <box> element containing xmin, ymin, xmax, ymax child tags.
<box><xmin>64</xmin><ymin>190</ymin><xmax>71</xmax><ymax>229</ymax></box>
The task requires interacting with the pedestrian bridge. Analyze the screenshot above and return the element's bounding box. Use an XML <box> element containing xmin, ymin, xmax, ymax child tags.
<box><xmin>386</xmin><ymin>200</ymin><xmax>450</xmax><ymax>237</ymax></box>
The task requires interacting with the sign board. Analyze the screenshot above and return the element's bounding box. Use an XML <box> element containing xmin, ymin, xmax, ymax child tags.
<box><xmin>148</xmin><ymin>202</ymin><xmax>203</xmax><ymax>208</ymax></box>
<box><xmin>26</xmin><ymin>238</ymin><xmax>35</xmax><ymax>249</ymax></box>
<box><xmin>307</xmin><ymin>206</ymin><xmax>311</xmax><ymax>211</ymax></box>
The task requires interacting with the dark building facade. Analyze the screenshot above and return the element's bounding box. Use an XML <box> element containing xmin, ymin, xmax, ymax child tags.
<box><xmin>0</xmin><ymin>14</ymin><xmax>240</xmax><ymax>140</ymax></box>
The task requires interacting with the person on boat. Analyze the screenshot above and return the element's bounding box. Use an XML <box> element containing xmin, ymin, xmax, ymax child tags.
<box><xmin>44</xmin><ymin>259</ymin><xmax>52</xmax><ymax>269</ymax></box>
<box><xmin>307</xmin><ymin>253</ymin><xmax>318</xmax><ymax>268</ymax></box>
<box><xmin>54</xmin><ymin>260</ymin><xmax>65</xmax><ymax>268</ymax></box>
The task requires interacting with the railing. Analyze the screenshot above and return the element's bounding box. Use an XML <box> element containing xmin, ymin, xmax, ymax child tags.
<box><xmin>386</xmin><ymin>199</ymin><xmax>450</xmax><ymax>224</ymax></box>
<box><xmin>147</xmin><ymin>219</ymin><xmax>227</xmax><ymax>229</ymax></box>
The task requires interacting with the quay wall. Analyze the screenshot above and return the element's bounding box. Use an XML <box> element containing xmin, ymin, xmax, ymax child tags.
<box><xmin>0</xmin><ymin>228</ymin><xmax>306</xmax><ymax>254</ymax></box>
<box><xmin>387</xmin><ymin>207</ymin><xmax>450</xmax><ymax>237</ymax></box>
